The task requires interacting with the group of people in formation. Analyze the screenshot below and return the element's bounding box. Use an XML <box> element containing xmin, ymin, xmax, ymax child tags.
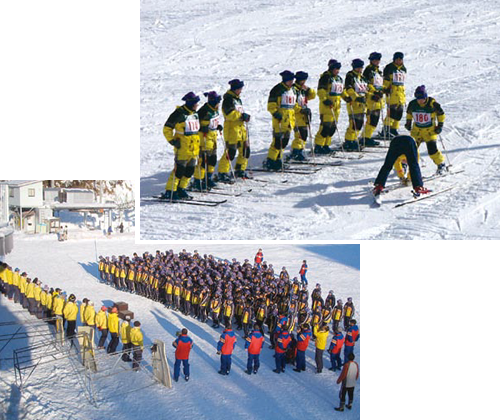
<box><xmin>159</xmin><ymin>50</ymin><xmax>446</xmax><ymax>200</ymax></box>
<box><xmin>97</xmin><ymin>250</ymin><xmax>359</xmax><ymax>385</ymax></box>
<box><xmin>0</xmin><ymin>262</ymin><xmax>145</xmax><ymax>370</ymax></box>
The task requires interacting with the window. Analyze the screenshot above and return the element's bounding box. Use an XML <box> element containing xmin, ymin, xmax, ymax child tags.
<box><xmin>9</xmin><ymin>188</ymin><xmax>14</xmax><ymax>197</ymax></box>
<box><xmin>28</xmin><ymin>188</ymin><xmax>35</xmax><ymax>197</ymax></box>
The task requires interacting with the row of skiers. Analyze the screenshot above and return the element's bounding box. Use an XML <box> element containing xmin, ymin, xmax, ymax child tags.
<box><xmin>0</xmin><ymin>263</ymin><xmax>145</xmax><ymax>370</ymax></box>
<box><xmin>160</xmin><ymin>50</ymin><xmax>447</xmax><ymax>200</ymax></box>
<box><xmin>173</xmin><ymin>320</ymin><xmax>359</xmax><ymax>411</ymax></box>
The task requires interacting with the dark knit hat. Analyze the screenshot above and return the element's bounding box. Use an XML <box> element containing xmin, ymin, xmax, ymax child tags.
<box><xmin>182</xmin><ymin>92</ymin><xmax>200</xmax><ymax>104</ymax></box>
<box><xmin>204</xmin><ymin>91</ymin><xmax>221</xmax><ymax>105</ymax></box>
<box><xmin>352</xmin><ymin>58</ymin><xmax>364</xmax><ymax>69</ymax></box>
<box><xmin>280</xmin><ymin>70</ymin><xmax>295</xmax><ymax>82</ymax></box>
<box><xmin>369</xmin><ymin>51</ymin><xmax>382</xmax><ymax>61</ymax></box>
<box><xmin>393</xmin><ymin>51</ymin><xmax>404</xmax><ymax>60</ymax></box>
<box><xmin>228</xmin><ymin>79</ymin><xmax>244</xmax><ymax>90</ymax></box>
<box><xmin>414</xmin><ymin>85</ymin><xmax>427</xmax><ymax>99</ymax></box>
<box><xmin>294</xmin><ymin>71</ymin><xmax>309</xmax><ymax>81</ymax></box>
<box><xmin>328</xmin><ymin>59</ymin><xmax>341</xmax><ymax>70</ymax></box>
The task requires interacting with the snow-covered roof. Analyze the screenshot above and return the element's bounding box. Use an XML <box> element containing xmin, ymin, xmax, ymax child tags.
<box><xmin>0</xmin><ymin>180</ymin><xmax>42</xmax><ymax>187</ymax></box>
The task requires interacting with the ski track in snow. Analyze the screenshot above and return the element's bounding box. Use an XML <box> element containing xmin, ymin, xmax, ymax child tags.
<box><xmin>140</xmin><ymin>0</ymin><xmax>500</xmax><ymax>240</ymax></box>
<box><xmin>0</xmin><ymin>238</ymin><xmax>359</xmax><ymax>420</ymax></box>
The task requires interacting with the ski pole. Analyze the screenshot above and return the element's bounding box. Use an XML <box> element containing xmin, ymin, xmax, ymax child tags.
<box><xmin>330</xmin><ymin>105</ymin><xmax>346</xmax><ymax>157</ymax></box>
<box><xmin>347</xmin><ymin>103</ymin><xmax>362</xmax><ymax>152</ymax></box>
<box><xmin>438</xmin><ymin>133</ymin><xmax>452</xmax><ymax>168</ymax></box>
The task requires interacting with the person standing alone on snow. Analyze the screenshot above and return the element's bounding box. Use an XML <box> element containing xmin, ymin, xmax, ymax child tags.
<box><xmin>335</xmin><ymin>352</ymin><xmax>359</xmax><ymax>412</ymax></box>
<box><xmin>299</xmin><ymin>260</ymin><xmax>308</xmax><ymax>285</ymax></box>
<box><xmin>254</xmin><ymin>249</ymin><xmax>263</xmax><ymax>269</ymax></box>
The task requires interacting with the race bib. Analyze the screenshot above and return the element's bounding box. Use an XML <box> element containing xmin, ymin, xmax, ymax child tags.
<box><xmin>184</xmin><ymin>114</ymin><xmax>200</xmax><ymax>135</ymax></box>
<box><xmin>373</xmin><ymin>73</ymin><xmax>383</xmax><ymax>89</ymax></box>
<box><xmin>297</xmin><ymin>92</ymin><xmax>306</xmax><ymax>107</ymax></box>
<box><xmin>330</xmin><ymin>80</ymin><xmax>343</xmax><ymax>96</ymax></box>
<box><xmin>236</xmin><ymin>104</ymin><xmax>244</xmax><ymax>114</ymax></box>
<box><xmin>413</xmin><ymin>112</ymin><xmax>432</xmax><ymax>127</ymax></box>
<box><xmin>392</xmin><ymin>71</ymin><xmax>406</xmax><ymax>86</ymax></box>
<box><xmin>354</xmin><ymin>79</ymin><xmax>368</xmax><ymax>94</ymax></box>
<box><xmin>208</xmin><ymin>115</ymin><xmax>220</xmax><ymax>130</ymax></box>
<box><xmin>281</xmin><ymin>89</ymin><xmax>296</xmax><ymax>109</ymax></box>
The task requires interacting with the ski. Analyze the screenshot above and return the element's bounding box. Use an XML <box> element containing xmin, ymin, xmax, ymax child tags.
<box><xmin>372</xmin><ymin>191</ymin><xmax>382</xmax><ymax>207</ymax></box>
<box><xmin>144</xmin><ymin>196</ymin><xmax>227</xmax><ymax>207</ymax></box>
<box><xmin>187</xmin><ymin>188</ymin><xmax>251</xmax><ymax>197</ymax></box>
<box><xmin>287</xmin><ymin>160</ymin><xmax>343</xmax><ymax>167</ymax></box>
<box><xmin>249</xmin><ymin>168</ymin><xmax>322</xmax><ymax>175</ymax></box>
<box><xmin>394</xmin><ymin>185</ymin><xmax>456</xmax><ymax>208</ymax></box>
<box><xmin>382</xmin><ymin>169</ymin><xmax>464</xmax><ymax>193</ymax></box>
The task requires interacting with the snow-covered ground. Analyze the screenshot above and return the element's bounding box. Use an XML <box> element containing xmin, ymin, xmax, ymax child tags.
<box><xmin>0</xmin><ymin>237</ymin><xmax>360</xmax><ymax>420</ymax></box>
<box><xmin>140</xmin><ymin>0</ymin><xmax>500</xmax><ymax>240</ymax></box>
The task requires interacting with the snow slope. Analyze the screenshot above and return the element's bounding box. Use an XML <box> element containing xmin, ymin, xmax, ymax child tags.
<box><xmin>140</xmin><ymin>0</ymin><xmax>500</xmax><ymax>240</ymax></box>
<box><xmin>0</xmin><ymin>236</ymin><xmax>360</xmax><ymax>420</ymax></box>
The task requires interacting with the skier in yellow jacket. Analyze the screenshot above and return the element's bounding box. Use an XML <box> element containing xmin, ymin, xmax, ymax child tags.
<box><xmin>63</xmin><ymin>294</ymin><xmax>78</xmax><ymax>339</ymax></box>
<box><xmin>130</xmin><ymin>321</ymin><xmax>144</xmax><ymax>370</ymax></box>
<box><xmin>405</xmin><ymin>85</ymin><xmax>447</xmax><ymax>174</ymax></box>
<box><xmin>120</xmin><ymin>316</ymin><xmax>132</xmax><ymax>361</ymax></box>
<box><xmin>343</xmin><ymin>59</ymin><xmax>369</xmax><ymax>151</ymax></box>
<box><xmin>96</xmin><ymin>306</ymin><xmax>108</xmax><ymax>349</ymax></box>
<box><xmin>161</xmin><ymin>92</ymin><xmax>201</xmax><ymax>201</ymax></box>
<box><xmin>314</xmin><ymin>324</ymin><xmax>329</xmax><ymax>373</ymax></box>
<box><xmin>192</xmin><ymin>91</ymin><xmax>223</xmax><ymax>190</ymax></box>
<box><xmin>314</xmin><ymin>59</ymin><xmax>344</xmax><ymax>154</ymax></box>
<box><xmin>264</xmin><ymin>70</ymin><xmax>301</xmax><ymax>170</ymax></box>
<box><xmin>107</xmin><ymin>307</ymin><xmax>120</xmax><ymax>354</ymax></box>
<box><xmin>84</xmin><ymin>301</ymin><xmax>96</xmax><ymax>327</ymax></box>
<box><xmin>380</xmin><ymin>52</ymin><xmax>407</xmax><ymax>138</ymax></box>
<box><xmin>218</xmin><ymin>79</ymin><xmax>251</xmax><ymax>182</ymax></box>
<box><xmin>361</xmin><ymin>52</ymin><xmax>384</xmax><ymax>146</ymax></box>
<box><xmin>290</xmin><ymin>71</ymin><xmax>316</xmax><ymax>161</ymax></box>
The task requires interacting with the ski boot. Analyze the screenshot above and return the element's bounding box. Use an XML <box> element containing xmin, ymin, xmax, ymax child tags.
<box><xmin>206</xmin><ymin>173</ymin><xmax>217</xmax><ymax>189</ymax></box>
<box><xmin>373</xmin><ymin>184</ymin><xmax>384</xmax><ymax>196</ymax></box>
<box><xmin>290</xmin><ymin>148</ymin><xmax>307</xmax><ymax>161</ymax></box>
<box><xmin>264</xmin><ymin>158</ymin><xmax>284</xmax><ymax>171</ymax></box>
<box><xmin>342</xmin><ymin>140</ymin><xmax>359</xmax><ymax>151</ymax></box>
<box><xmin>176</xmin><ymin>188</ymin><xmax>192</xmax><ymax>201</ymax></box>
<box><xmin>159</xmin><ymin>190</ymin><xmax>179</xmax><ymax>201</ymax></box>
<box><xmin>334</xmin><ymin>404</ymin><xmax>345</xmax><ymax>412</ymax></box>
<box><xmin>436</xmin><ymin>162</ymin><xmax>447</xmax><ymax>175</ymax></box>
<box><xmin>362</xmin><ymin>137</ymin><xmax>380</xmax><ymax>147</ymax></box>
<box><xmin>190</xmin><ymin>179</ymin><xmax>205</xmax><ymax>192</ymax></box>
<box><xmin>378</xmin><ymin>126</ymin><xmax>395</xmax><ymax>140</ymax></box>
<box><xmin>235</xmin><ymin>169</ymin><xmax>252</xmax><ymax>179</ymax></box>
<box><xmin>314</xmin><ymin>144</ymin><xmax>326</xmax><ymax>155</ymax></box>
<box><xmin>322</xmin><ymin>145</ymin><xmax>332</xmax><ymax>154</ymax></box>
<box><xmin>218</xmin><ymin>172</ymin><xmax>235</xmax><ymax>184</ymax></box>
<box><xmin>390</xmin><ymin>127</ymin><xmax>399</xmax><ymax>137</ymax></box>
<box><xmin>346</xmin><ymin>403</ymin><xmax>352</xmax><ymax>410</ymax></box>
<box><xmin>413</xmin><ymin>186</ymin><xmax>431</xmax><ymax>197</ymax></box>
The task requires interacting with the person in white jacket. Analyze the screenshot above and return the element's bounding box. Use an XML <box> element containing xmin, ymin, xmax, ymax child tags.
<box><xmin>335</xmin><ymin>352</ymin><xmax>359</xmax><ymax>411</ymax></box>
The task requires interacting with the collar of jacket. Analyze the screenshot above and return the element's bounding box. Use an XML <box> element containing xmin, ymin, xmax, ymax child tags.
<box><xmin>227</xmin><ymin>90</ymin><xmax>240</xmax><ymax>100</ymax></box>
<box><xmin>182</xmin><ymin>105</ymin><xmax>195</xmax><ymax>114</ymax></box>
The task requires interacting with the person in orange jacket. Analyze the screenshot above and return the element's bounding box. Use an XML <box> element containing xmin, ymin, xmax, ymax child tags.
<box><xmin>245</xmin><ymin>324</ymin><xmax>265</xmax><ymax>374</ymax></box>
<box><xmin>335</xmin><ymin>352</ymin><xmax>359</xmax><ymax>412</ymax></box>
<box><xmin>273</xmin><ymin>328</ymin><xmax>291</xmax><ymax>374</ymax></box>
<box><xmin>217</xmin><ymin>324</ymin><xmax>237</xmax><ymax>375</ymax></box>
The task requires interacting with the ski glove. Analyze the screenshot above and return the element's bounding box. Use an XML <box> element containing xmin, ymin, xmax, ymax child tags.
<box><xmin>241</xmin><ymin>113</ymin><xmax>251</xmax><ymax>122</ymax></box>
<box><xmin>170</xmin><ymin>138</ymin><xmax>181</xmax><ymax>149</ymax></box>
<box><xmin>355</xmin><ymin>96</ymin><xmax>366</xmax><ymax>104</ymax></box>
<box><xmin>217</xmin><ymin>124</ymin><xmax>223</xmax><ymax>132</ymax></box>
<box><xmin>434</xmin><ymin>123</ymin><xmax>443</xmax><ymax>134</ymax></box>
<box><xmin>372</xmin><ymin>91</ymin><xmax>383</xmax><ymax>101</ymax></box>
<box><xmin>405</xmin><ymin>120</ymin><xmax>412</xmax><ymax>131</ymax></box>
<box><xmin>323</xmin><ymin>99</ymin><xmax>333</xmax><ymax>106</ymax></box>
<box><xmin>273</xmin><ymin>111</ymin><xmax>283</xmax><ymax>121</ymax></box>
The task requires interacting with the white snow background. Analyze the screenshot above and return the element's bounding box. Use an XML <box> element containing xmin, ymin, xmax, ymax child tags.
<box><xmin>0</xmin><ymin>238</ymin><xmax>359</xmax><ymax>420</ymax></box>
<box><xmin>140</xmin><ymin>0</ymin><xmax>500</xmax><ymax>240</ymax></box>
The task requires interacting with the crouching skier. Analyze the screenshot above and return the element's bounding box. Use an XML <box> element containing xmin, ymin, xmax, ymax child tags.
<box><xmin>160</xmin><ymin>92</ymin><xmax>201</xmax><ymax>201</ymax></box>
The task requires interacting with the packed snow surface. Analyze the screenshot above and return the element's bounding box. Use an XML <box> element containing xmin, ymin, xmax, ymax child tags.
<box><xmin>0</xmin><ymin>236</ymin><xmax>360</xmax><ymax>420</ymax></box>
<box><xmin>140</xmin><ymin>0</ymin><xmax>500</xmax><ymax>240</ymax></box>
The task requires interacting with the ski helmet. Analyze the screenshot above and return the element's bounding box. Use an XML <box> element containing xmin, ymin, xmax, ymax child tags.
<box><xmin>294</xmin><ymin>71</ymin><xmax>309</xmax><ymax>81</ymax></box>
<box><xmin>414</xmin><ymin>85</ymin><xmax>427</xmax><ymax>99</ymax></box>
<box><xmin>393</xmin><ymin>51</ymin><xmax>404</xmax><ymax>60</ymax></box>
<box><xmin>369</xmin><ymin>51</ymin><xmax>382</xmax><ymax>61</ymax></box>
<box><xmin>280</xmin><ymin>70</ymin><xmax>295</xmax><ymax>82</ymax></box>
<box><xmin>328</xmin><ymin>59</ymin><xmax>341</xmax><ymax>70</ymax></box>
<box><xmin>352</xmin><ymin>58</ymin><xmax>364</xmax><ymax>69</ymax></box>
<box><xmin>228</xmin><ymin>79</ymin><xmax>244</xmax><ymax>90</ymax></box>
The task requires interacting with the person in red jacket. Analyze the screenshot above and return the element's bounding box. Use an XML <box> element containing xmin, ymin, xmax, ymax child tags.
<box><xmin>254</xmin><ymin>249</ymin><xmax>264</xmax><ymax>268</ymax></box>
<box><xmin>328</xmin><ymin>328</ymin><xmax>345</xmax><ymax>371</ymax></box>
<box><xmin>244</xmin><ymin>323</ymin><xmax>265</xmax><ymax>374</ymax></box>
<box><xmin>344</xmin><ymin>319</ymin><xmax>359</xmax><ymax>364</ymax></box>
<box><xmin>294</xmin><ymin>323</ymin><xmax>312</xmax><ymax>372</ymax></box>
<box><xmin>217</xmin><ymin>324</ymin><xmax>237</xmax><ymax>375</ymax></box>
<box><xmin>172</xmin><ymin>328</ymin><xmax>194</xmax><ymax>382</ymax></box>
<box><xmin>335</xmin><ymin>352</ymin><xmax>359</xmax><ymax>412</ymax></box>
<box><xmin>299</xmin><ymin>260</ymin><xmax>308</xmax><ymax>285</ymax></box>
<box><xmin>273</xmin><ymin>328</ymin><xmax>291</xmax><ymax>373</ymax></box>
